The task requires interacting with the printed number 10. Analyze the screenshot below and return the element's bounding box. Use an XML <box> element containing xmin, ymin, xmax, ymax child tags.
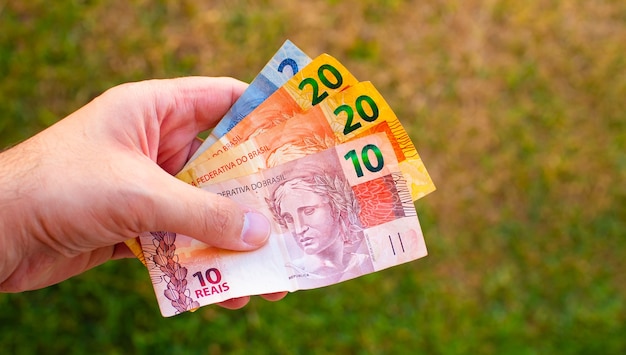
<box><xmin>344</xmin><ymin>144</ymin><xmax>384</xmax><ymax>178</ymax></box>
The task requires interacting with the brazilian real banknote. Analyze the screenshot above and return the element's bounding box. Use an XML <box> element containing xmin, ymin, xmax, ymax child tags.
<box><xmin>140</xmin><ymin>133</ymin><xmax>428</xmax><ymax>317</ymax></box>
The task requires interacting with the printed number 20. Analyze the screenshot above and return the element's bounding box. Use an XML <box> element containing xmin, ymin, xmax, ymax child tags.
<box><xmin>298</xmin><ymin>64</ymin><xmax>343</xmax><ymax>106</ymax></box>
<box><xmin>344</xmin><ymin>144</ymin><xmax>384</xmax><ymax>178</ymax></box>
<box><xmin>335</xmin><ymin>95</ymin><xmax>380</xmax><ymax>135</ymax></box>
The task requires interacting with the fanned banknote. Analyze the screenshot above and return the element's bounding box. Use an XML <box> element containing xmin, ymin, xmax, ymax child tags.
<box><xmin>140</xmin><ymin>133</ymin><xmax>427</xmax><ymax>317</ymax></box>
<box><xmin>181</xmin><ymin>53</ymin><xmax>359</xmax><ymax>171</ymax></box>
<box><xmin>177</xmin><ymin>81</ymin><xmax>436</xmax><ymax>201</ymax></box>
<box><xmin>129</xmin><ymin>41</ymin><xmax>435</xmax><ymax>317</ymax></box>
<box><xmin>185</xmin><ymin>40</ymin><xmax>312</xmax><ymax>165</ymax></box>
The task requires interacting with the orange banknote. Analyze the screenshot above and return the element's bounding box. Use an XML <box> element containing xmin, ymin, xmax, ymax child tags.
<box><xmin>181</xmin><ymin>54</ymin><xmax>359</xmax><ymax>172</ymax></box>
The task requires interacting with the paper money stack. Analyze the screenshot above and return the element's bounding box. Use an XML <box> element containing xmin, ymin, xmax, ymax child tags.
<box><xmin>125</xmin><ymin>40</ymin><xmax>436</xmax><ymax>317</ymax></box>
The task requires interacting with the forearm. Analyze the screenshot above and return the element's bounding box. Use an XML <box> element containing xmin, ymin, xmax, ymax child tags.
<box><xmin>0</xmin><ymin>138</ymin><xmax>42</xmax><ymax>290</ymax></box>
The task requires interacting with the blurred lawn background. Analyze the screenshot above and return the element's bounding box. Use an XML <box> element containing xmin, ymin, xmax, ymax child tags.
<box><xmin>1</xmin><ymin>0</ymin><xmax>625</xmax><ymax>353</ymax></box>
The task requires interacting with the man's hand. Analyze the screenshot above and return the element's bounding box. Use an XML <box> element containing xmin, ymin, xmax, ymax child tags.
<box><xmin>0</xmin><ymin>77</ymin><xmax>287</xmax><ymax>307</ymax></box>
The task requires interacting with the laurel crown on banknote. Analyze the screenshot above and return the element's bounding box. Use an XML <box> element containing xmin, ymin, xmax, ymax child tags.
<box><xmin>124</xmin><ymin>40</ymin><xmax>435</xmax><ymax>317</ymax></box>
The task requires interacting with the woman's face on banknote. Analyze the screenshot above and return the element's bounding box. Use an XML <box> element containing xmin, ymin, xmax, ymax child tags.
<box><xmin>278</xmin><ymin>187</ymin><xmax>342</xmax><ymax>256</ymax></box>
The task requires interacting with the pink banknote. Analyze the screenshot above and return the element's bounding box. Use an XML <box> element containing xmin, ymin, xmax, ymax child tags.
<box><xmin>140</xmin><ymin>133</ymin><xmax>427</xmax><ymax>317</ymax></box>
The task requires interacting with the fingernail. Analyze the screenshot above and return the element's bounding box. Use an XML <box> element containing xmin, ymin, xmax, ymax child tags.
<box><xmin>241</xmin><ymin>211</ymin><xmax>271</xmax><ymax>246</ymax></box>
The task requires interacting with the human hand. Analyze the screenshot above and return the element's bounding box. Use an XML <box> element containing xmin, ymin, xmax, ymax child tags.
<box><xmin>0</xmin><ymin>77</ymin><xmax>287</xmax><ymax>308</ymax></box>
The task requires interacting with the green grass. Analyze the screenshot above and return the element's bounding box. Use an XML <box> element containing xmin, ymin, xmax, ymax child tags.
<box><xmin>1</xmin><ymin>0</ymin><xmax>625</xmax><ymax>354</ymax></box>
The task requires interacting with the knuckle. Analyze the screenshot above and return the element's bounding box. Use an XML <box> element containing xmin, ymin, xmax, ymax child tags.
<box><xmin>201</xmin><ymin>199</ymin><xmax>241</xmax><ymax>244</ymax></box>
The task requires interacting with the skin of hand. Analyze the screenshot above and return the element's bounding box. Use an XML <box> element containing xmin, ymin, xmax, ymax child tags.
<box><xmin>0</xmin><ymin>77</ymin><xmax>287</xmax><ymax>309</ymax></box>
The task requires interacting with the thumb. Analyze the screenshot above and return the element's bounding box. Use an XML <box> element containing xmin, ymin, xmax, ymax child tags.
<box><xmin>139</xmin><ymin>168</ymin><xmax>271</xmax><ymax>251</ymax></box>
